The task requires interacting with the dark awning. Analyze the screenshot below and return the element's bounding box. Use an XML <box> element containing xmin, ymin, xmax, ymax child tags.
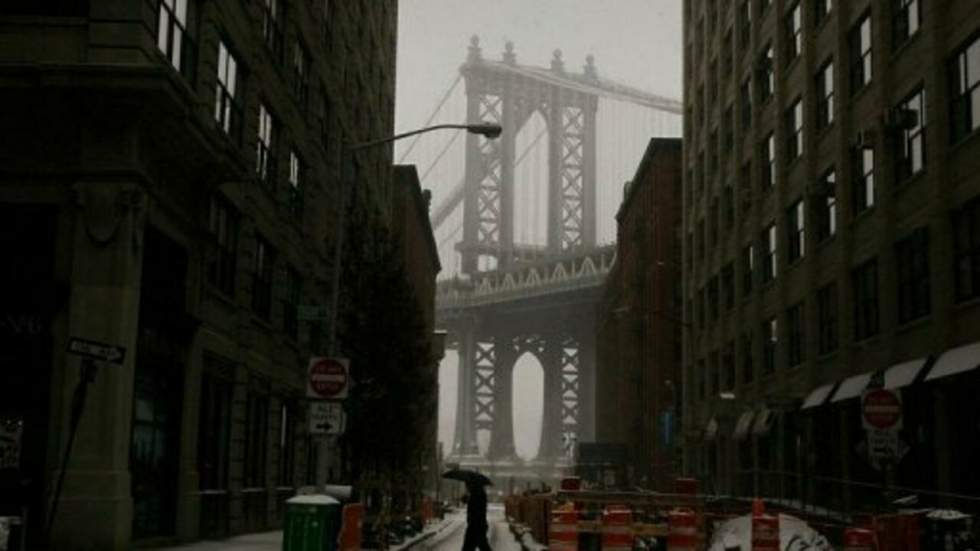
<box><xmin>752</xmin><ymin>409</ymin><xmax>776</xmax><ymax>437</ymax></box>
<box><xmin>733</xmin><ymin>411</ymin><xmax>755</xmax><ymax>440</ymax></box>
<box><xmin>830</xmin><ymin>372</ymin><xmax>873</xmax><ymax>403</ymax></box>
<box><xmin>925</xmin><ymin>341</ymin><xmax>980</xmax><ymax>382</ymax></box>
<box><xmin>801</xmin><ymin>383</ymin><xmax>836</xmax><ymax>410</ymax></box>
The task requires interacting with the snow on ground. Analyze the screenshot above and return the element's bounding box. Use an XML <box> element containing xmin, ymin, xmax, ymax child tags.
<box><xmin>707</xmin><ymin>513</ymin><xmax>831</xmax><ymax>551</ymax></box>
<box><xmin>425</xmin><ymin>504</ymin><xmax>523</xmax><ymax>551</ymax></box>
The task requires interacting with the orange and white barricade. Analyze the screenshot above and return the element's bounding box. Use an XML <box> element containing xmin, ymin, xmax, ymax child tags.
<box><xmin>751</xmin><ymin>510</ymin><xmax>780</xmax><ymax>551</ymax></box>
<box><xmin>338</xmin><ymin>503</ymin><xmax>363</xmax><ymax>551</ymax></box>
<box><xmin>548</xmin><ymin>508</ymin><xmax>579</xmax><ymax>551</ymax></box>
<box><xmin>601</xmin><ymin>505</ymin><xmax>634</xmax><ymax>551</ymax></box>
<box><xmin>843</xmin><ymin>527</ymin><xmax>878</xmax><ymax>551</ymax></box>
<box><xmin>668</xmin><ymin>508</ymin><xmax>698</xmax><ymax>551</ymax></box>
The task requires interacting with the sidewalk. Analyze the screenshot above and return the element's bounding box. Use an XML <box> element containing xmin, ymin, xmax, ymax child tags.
<box><xmin>150</xmin><ymin>514</ymin><xmax>460</xmax><ymax>551</ymax></box>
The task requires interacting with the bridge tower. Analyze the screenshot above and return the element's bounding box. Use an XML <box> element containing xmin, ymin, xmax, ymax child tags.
<box><xmin>449</xmin><ymin>38</ymin><xmax>600</xmax><ymax>468</ymax></box>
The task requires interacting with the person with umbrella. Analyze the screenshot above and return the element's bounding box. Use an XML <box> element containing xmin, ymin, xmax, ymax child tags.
<box><xmin>443</xmin><ymin>468</ymin><xmax>493</xmax><ymax>551</ymax></box>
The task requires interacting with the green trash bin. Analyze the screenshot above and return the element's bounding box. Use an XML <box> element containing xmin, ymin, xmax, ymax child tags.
<box><xmin>282</xmin><ymin>495</ymin><xmax>342</xmax><ymax>551</ymax></box>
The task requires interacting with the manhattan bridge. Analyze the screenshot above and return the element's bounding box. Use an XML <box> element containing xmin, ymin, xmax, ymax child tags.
<box><xmin>397</xmin><ymin>37</ymin><xmax>682</xmax><ymax>486</ymax></box>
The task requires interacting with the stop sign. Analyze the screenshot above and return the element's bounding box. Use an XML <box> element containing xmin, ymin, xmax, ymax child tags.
<box><xmin>862</xmin><ymin>388</ymin><xmax>902</xmax><ymax>430</ymax></box>
<box><xmin>307</xmin><ymin>357</ymin><xmax>349</xmax><ymax>399</ymax></box>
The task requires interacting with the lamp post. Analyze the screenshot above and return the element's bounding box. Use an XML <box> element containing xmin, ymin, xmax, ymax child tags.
<box><xmin>326</xmin><ymin>122</ymin><xmax>502</xmax><ymax>357</ymax></box>
<box><xmin>321</xmin><ymin>122</ymin><xmax>501</xmax><ymax>485</ymax></box>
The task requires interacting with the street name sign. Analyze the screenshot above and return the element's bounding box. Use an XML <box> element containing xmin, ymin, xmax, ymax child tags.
<box><xmin>309</xmin><ymin>401</ymin><xmax>344</xmax><ymax>435</ymax></box>
<box><xmin>67</xmin><ymin>337</ymin><xmax>126</xmax><ymax>365</ymax></box>
<box><xmin>307</xmin><ymin>357</ymin><xmax>349</xmax><ymax>400</ymax></box>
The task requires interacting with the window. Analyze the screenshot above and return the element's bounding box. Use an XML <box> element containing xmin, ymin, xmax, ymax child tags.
<box><xmin>198</xmin><ymin>367</ymin><xmax>232</xmax><ymax>537</ymax></box>
<box><xmin>277</xmin><ymin>401</ymin><xmax>296</xmax><ymax>487</ymax></box>
<box><xmin>787</xmin><ymin>199</ymin><xmax>805</xmax><ymax>263</ymax></box>
<box><xmin>893</xmin><ymin>0</ymin><xmax>920</xmax><ymax>48</ymax></box>
<box><xmin>740</xmin><ymin>1</ymin><xmax>752</xmax><ymax>50</ymax></box>
<box><xmin>157</xmin><ymin>0</ymin><xmax>195</xmax><ymax>76</ymax></box>
<box><xmin>895</xmin><ymin>88</ymin><xmax>926</xmax><ymax>182</ymax></box>
<box><xmin>854</xmin><ymin>146</ymin><xmax>875</xmax><ymax>213</ymax></box>
<box><xmin>949</xmin><ymin>37</ymin><xmax>980</xmax><ymax>143</ymax></box>
<box><xmin>710</xmin><ymin>59</ymin><xmax>719</xmax><ymax>103</ymax></box>
<box><xmin>762</xmin><ymin>223</ymin><xmax>777</xmax><ymax>283</ymax></box>
<box><xmin>741</xmin><ymin>332</ymin><xmax>754</xmax><ymax>383</ymax></box>
<box><xmin>288</xmin><ymin>150</ymin><xmax>303</xmax><ymax>216</ymax></box>
<box><xmin>896</xmin><ymin>228</ymin><xmax>931</xmax><ymax>323</ymax></box>
<box><xmin>698</xmin><ymin>219</ymin><xmax>706</xmax><ymax>259</ymax></box>
<box><xmin>759</xmin><ymin>44</ymin><xmax>775</xmax><ymax>102</ymax></box>
<box><xmin>815</xmin><ymin>0</ymin><xmax>832</xmax><ymax>27</ymax></box>
<box><xmin>724</xmin><ymin>105</ymin><xmax>734</xmax><ymax>154</ymax></box>
<box><xmin>739</xmin><ymin>161</ymin><xmax>752</xmax><ymax>214</ymax></box>
<box><xmin>762</xmin><ymin>132</ymin><xmax>775</xmax><ymax>189</ymax></box>
<box><xmin>244</xmin><ymin>387</ymin><xmax>269</xmax><ymax>488</ymax></box>
<box><xmin>710</xmin><ymin>197</ymin><xmax>720</xmax><ymax>247</ymax></box>
<box><xmin>786</xmin><ymin>98</ymin><xmax>803</xmax><ymax>162</ymax></box>
<box><xmin>697</xmin><ymin>287</ymin><xmax>706</xmax><ymax>328</ymax></box>
<box><xmin>785</xmin><ymin>2</ymin><xmax>802</xmax><ymax>64</ymax></box>
<box><xmin>214</xmin><ymin>41</ymin><xmax>242</xmax><ymax>137</ymax></box>
<box><xmin>722</xmin><ymin>262</ymin><xmax>735</xmax><ymax>310</ymax></box>
<box><xmin>787</xmin><ymin>302</ymin><xmax>804</xmax><ymax>367</ymax></box>
<box><xmin>710</xmin><ymin>129</ymin><xmax>719</xmax><ymax>178</ymax></box>
<box><xmin>814</xmin><ymin>168</ymin><xmax>837</xmax><ymax>242</ymax></box>
<box><xmin>742</xmin><ymin>243</ymin><xmax>754</xmax><ymax>296</ymax></box>
<box><xmin>282</xmin><ymin>266</ymin><xmax>301</xmax><ymax>338</ymax></box>
<box><xmin>698</xmin><ymin>358</ymin><xmax>707</xmax><ymax>399</ymax></box>
<box><xmin>724</xmin><ymin>30</ymin><xmax>734</xmax><ymax>74</ymax></box>
<box><xmin>723</xmin><ymin>342</ymin><xmax>735</xmax><ymax>391</ymax></box>
<box><xmin>252</xmin><ymin>236</ymin><xmax>275</xmax><ymax>319</ymax></box>
<box><xmin>257</xmin><ymin>104</ymin><xmax>276</xmax><ymax>186</ymax></box>
<box><xmin>708</xmin><ymin>275</ymin><xmax>720</xmax><ymax>321</ymax></box>
<box><xmin>817</xmin><ymin>282</ymin><xmax>838</xmax><ymax>354</ymax></box>
<box><xmin>762</xmin><ymin>317</ymin><xmax>777</xmax><ymax>375</ymax></box>
<box><xmin>292</xmin><ymin>40</ymin><xmax>310</xmax><ymax>107</ymax></box>
<box><xmin>320</xmin><ymin>88</ymin><xmax>332</xmax><ymax>148</ymax></box>
<box><xmin>816</xmin><ymin>60</ymin><xmax>835</xmax><ymax>129</ymax></box>
<box><xmin>262</xmin><ymin>0</ymin><xmax>285</xmax><ymax>63</ymax></box>
<box><xmin>758</xmin><ymin>0</ymin><xmax>772</xmax><ymax>16</ymax></box>
<box><xmin>741</xmin><ymin>77</ymin><xmax>753</xmax><ymax>130</ymax></box>
<box><xmin>208</xmin><ymin>196</ymin><xmax>238</xmax><ymax>295</ymax></box>
<box><xmin>849</xmin><ymin>14</ymin><xmax>873</xmax><ymax>95</ymax></box>
<box><xmin>853</xmin><ymin>258</ymin><xmax>879</xmax><ymax>340</ymax></box>
<box><xmin>954</xmin><ymin>197</ymin><xmax>980</xmax><ymax>302</ymax></box>
<box><xmin>723</xmin><ymin>184</ymin><xmax>735</xmax><ymax>228</ymax></box>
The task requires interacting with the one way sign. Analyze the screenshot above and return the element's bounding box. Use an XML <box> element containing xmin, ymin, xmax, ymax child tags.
<box><xmin>309</xmin><ymin>401</ymin><xmax>343</xmax><ymax>435</ymax></box>
<box><xmin>67</xmin><ymin>337</ymin><xmax>126</xmax><ymax>365</ymax></box>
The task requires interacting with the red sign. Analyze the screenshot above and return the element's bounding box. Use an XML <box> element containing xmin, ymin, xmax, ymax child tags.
<box><xmin>751</xmin><ymin>513</ymin><xmax>780</xmax><ymax>551</ymax></box>
<box><xmin>307</xmin><ymin>357</ymin><xmax>349</xmax><ymax>399</ymax></box>
<box><xmin>862</xmin><ymin>388</ymin><xmax>902</xmax><ymax>430</ymax></box>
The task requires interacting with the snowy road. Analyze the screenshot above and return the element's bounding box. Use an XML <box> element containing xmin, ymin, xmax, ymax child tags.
<box><xmin>422</xmin><ymin>505</ymin><xmax>522</xmax><ymax>551</ymax></box>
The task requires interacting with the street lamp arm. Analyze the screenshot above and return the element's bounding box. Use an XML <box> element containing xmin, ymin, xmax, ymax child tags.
<box><xmin>349</xmin><ymin>123</ymin><xmax>502</xmax><ymax>151</ymax></box>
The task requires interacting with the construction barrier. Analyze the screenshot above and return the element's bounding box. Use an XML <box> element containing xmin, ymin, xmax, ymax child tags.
<box><xmin>843</xmin><ymin>527</ymin><xmax>878</xmax><ymax>551</ymax></box>
<box><xmin>674</xmin><ymin>478</ymin><xmax>699</xmax><ymax>496</ymax></box>
<box><xmin>549</xmin><ymin>508</ymin><xmax>579</xmax><ymax>551</ymax></box>
<box><xmin>873</xmin><ymin>514</ymin><xmax>919</xmax><ymax>551</ymax></box>
<box><xmin>560</xmin><ymin>477</ymin><xmax>582</xmax><ymax>491</ymax></box>
<box><xmin>751</xmin><ymin>512</ymin><xmax>779</xmax><ymax>551</ymax></box>
<box><xmin>668</xmin><ymin>508</ymin><xmax>698</xmax><ymax>551</ymax></box>
<box><xmin>338</xmin><ymin>503</ymin><xmax>363</xmax><ymax>551</ymax></box>
<box><xmin>601</xmin><ymin>505</ymin><xmax>634</xmax><ymax>551</ymax></box>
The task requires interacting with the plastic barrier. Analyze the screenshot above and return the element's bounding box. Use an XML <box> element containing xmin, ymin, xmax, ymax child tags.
<box><xmin>843</xmin><ymin>527</ymin><xmax>878</xmax><ymax>551</ymax></box>
<box><xmin>751</xmin><ymin>512</ymin><xmax>779</xmax><ymax>551</ymax></box>
<box><xmin>674</xmin><ymin>478</ymin><xmax>699</xmax><ymax>496</ymax></box>
<box><xmin>601</xmin><ymin>505</ymin><xmax>634</xmax><ymax>551</ymax></box>
<box><xmin>873</xmin><ymin>514</ymin><xmax>919</xmax><ymax>551</ymax></box>
<box><xmin>667</xmin><ymin>508</ymin><xmax>698</xmax><ymax>551</ymax></box>
<box><xmin>560</xmin><ymin>477</ymin><xmax>582</xmax><ymax>491</ymax></box>
<box><xmin>338</xmin><ymin>503</ymin><xmax>363</xmax><ymax>551</ymax></box>
<box><xmin>549</xmin><ymin>508</ymin><xmax>579</xmax><ymax>551</ymax></box>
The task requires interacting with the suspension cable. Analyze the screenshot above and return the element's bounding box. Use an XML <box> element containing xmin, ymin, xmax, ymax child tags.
<box><xmin>397</xmin><ymin>74</ymin><xmax>464</xmax><ymax>164</ymax></box>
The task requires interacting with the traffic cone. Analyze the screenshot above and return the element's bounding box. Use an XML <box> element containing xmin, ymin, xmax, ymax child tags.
<box><xmin>752</xmin><ymin>498</ymin><xmax>765</xmax><ymax>516</ymax></box>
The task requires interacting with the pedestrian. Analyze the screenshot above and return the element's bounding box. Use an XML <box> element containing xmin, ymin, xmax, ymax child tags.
<box><xmin>461</xmin><ymin>480</ymin><xmax>491</xmax><ymax>551</ymax></box>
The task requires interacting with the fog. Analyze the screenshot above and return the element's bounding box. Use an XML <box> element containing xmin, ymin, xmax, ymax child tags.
<box><xmin>395</xmin><ymin>0</ymin><xmax>684</xmax><ymax>458</ymax></box>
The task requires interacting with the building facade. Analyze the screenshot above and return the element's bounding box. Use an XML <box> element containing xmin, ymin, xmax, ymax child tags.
<box><xmin>596</xmin><ymin>138</ymin><xmax>682</xmax><ymax>491</ymax></box>
<box><xmin>0</xmin><ymin>0</ymin><xmax>398</xmax><ymax>548</ymax></box>
<box><xmin>683</xmin><ymin>0</ymin><xmax>980</xmax><ymax>510</ymax></box>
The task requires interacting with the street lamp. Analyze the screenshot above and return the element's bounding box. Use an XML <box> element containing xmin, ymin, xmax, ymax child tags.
<box><xmin>319</xmin><ymin>122</ymin><xmax>501</xmax><ymax>486</ymax></box>
<box><xmin>326</xmin><ymin>122</ymin><xmax>503</xmax><ymax>356</ymax></box>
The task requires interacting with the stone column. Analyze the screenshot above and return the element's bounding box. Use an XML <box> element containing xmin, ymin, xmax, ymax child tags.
<box><xmin>452</xmin><ymin>322</ymin><xmax>479</xmax><ymax>456</ymax></box>
<box><xmin>488</xmin><ymin>336</ymin><xmax>516</xmax><ymax>460</ymax></box>
<box><xmin>537</xmin><ymin>333</ymin><xmax>564</xmax><ymax>461</ymax></box>
<box><xmin>50</xmin><ymin>182</ymin><xmax>146</xmax><ymax>550</ymax></box>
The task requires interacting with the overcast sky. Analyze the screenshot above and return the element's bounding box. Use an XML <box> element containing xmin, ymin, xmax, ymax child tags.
<box><xmin>394</xmin><ymin>0</ymin><xmax>684</xmax><ymax>458</ymax></box>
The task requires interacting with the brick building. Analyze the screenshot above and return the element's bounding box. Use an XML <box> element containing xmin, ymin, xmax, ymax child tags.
<box><xmin>683</xmin><ymin>0</ymin><xmax>980</xmax><ymax>510</ymax></box>
<box><xmin>0</xmin><ymin>0</ymin><xmax>399</xmax><ymax>548</ymax></box>
<box><xmin>595</xmin><ymin>138</ymin><xmax>682</xmax><ymax>491</ymax></box>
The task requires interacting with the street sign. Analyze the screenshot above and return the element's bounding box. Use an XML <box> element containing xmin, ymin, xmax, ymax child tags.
<box><xmin>307</xmin><ymin>357</ymin><xmax>349</xmax><ymax>399</ymax></box>
<box><xmin>67</xmin><ymin>337</ymin><xmax>126</xmax><ymax>365</ymax></box>
<box><xmin>297</xmin><ymin>305</ymin><xmax>329</xmax><ymax>321</ymax></box>
<box><xmin>309</xmin><ymin>401</ymin><xmax>344</xmax><ymax>435</ymax></box>
<box><xmin>862</xmin><ymin>388</ymin><xmax>903</xmax><ymax>430</ymax></box>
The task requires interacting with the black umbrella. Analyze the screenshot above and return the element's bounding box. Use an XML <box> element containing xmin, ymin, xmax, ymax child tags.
<box><xmin>442</xmin><ymin>468</ymin><xmax>492</xmax><ymax>487</ymax></box>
